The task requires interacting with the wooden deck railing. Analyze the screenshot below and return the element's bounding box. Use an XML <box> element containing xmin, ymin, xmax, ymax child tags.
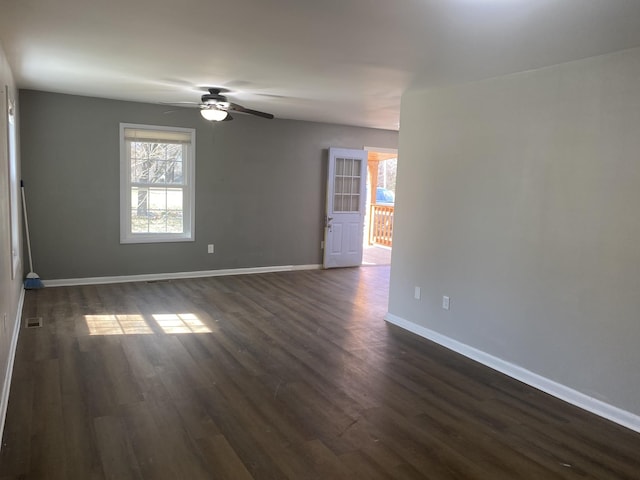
<box><xmin>370</xmin><ymin>204</ymin><xmax>394</xmax><ymax>247</ymax></box>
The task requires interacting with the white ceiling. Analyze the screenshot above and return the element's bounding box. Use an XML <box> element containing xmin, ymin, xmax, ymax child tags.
<box><xmin>2</xmin><ymin>0</ymin><xmax>640</xmax><ymax>130</ymax></box>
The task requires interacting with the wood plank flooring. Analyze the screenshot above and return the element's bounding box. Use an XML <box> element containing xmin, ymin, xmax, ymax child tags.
<box><xmin>1</xmin><ymin>266</ymin><xmax>640</xmax><ymax>479</ymax></box>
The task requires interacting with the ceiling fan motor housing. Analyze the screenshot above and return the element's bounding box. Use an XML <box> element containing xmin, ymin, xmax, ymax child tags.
<box><xmin>195</xmin><ymin>87</ymin><xmax>273</xmax><ymax>119</ymax></box>
<box><xmin>201</xmin><ymin>88</ymin><xmax>228</xmax><ymax>106</ymax></box>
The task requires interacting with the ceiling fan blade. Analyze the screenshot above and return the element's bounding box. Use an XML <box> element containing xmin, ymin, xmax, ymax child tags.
<box><xmin>228</xmin><ymin>102</ymin><xmax>274</xmax><ymax>119</ymax></box>
<box><xmin>159</xmin><ymin>101</ymin><xmax>201</xmax><ymax>108</ymax></box>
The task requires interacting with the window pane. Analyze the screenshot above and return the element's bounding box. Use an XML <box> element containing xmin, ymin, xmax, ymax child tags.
<box><xmin>350</xmin><ymin>194</ymin><xmax>360</xmax><ymax>212</ymax></box>
<box><xmin>131</xmin><ymin>157</ymin><xmax>146</xmax><ymax>183</ymax></box>
<box><xmin>149</xmin><ymin>188</ymin><xmax>167</xmax><ymax>210</ymax></box>
<box><xmin>351</xmin><ymin>178</ymin><xmax>360</xmax><ymax>194</ymax></box>
<box><xmin>166</xmin><ymin>158</ymin><xmax>183</xmax><ymax>183</ymax></box>
<box><xmin>149</xmin><ymin>143</ymin><xmax>166</xmax><ymax>160</ymax></box>
<box><xmin>148</xmin><ymin>214</ymin><xmax>167</xmax><ymax>233</ymax></box>
<box><xmin>166</xmin><ymin>189</ymin><xmax>183</xmax><ymax>211</ymax></box>
<box><xmin>352</xmin><ymin>159</ymin><xmax>361</xmax><ymax>176</ymax></box>
<box><xmin>130</xmin><ymin>186</ymin><xmax>184</xmax><ymax>233</ymax></box>
<box><xmin>345</xmin><ymin>176</ymin><xmax>352</xmax><ymax>195</ymax></box>
<box><xmin>149</xmin><ymin>160</ymin><xmax>165</xmax><ymax>184</ymax></box>
<box><xmin>167</xmin><ymin>211</ymin><xmax>183</xmax><ymax>233</ymax></box>
<box><xmin>343</xmin><ymin>158</ymin><xmax>352</xmax><ymax>176</ymax></box>
<box><xmin>131</xmin><ymin>187</ymin><xmax>149</xmax><ymax>215</ymax></box>
<box><xmin>130</xmin><ymin>142</ymin><xmax>185</xmax><ymax>185</ymax></box>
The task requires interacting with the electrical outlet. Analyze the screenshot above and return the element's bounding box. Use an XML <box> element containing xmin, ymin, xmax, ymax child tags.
<box><xmin>414</xmin><ymin>286</ymin><xmax>421</xmax><ymax>300</ymax></box>
<box><xmin>442</xmin><ymin>296</ymin><xmax>450</xmax><ymax>310</ymax></box>
<box><xmin>207</xmin><ymin>244</ymin><xmax>214</xmax><ymax>254</ymax></box>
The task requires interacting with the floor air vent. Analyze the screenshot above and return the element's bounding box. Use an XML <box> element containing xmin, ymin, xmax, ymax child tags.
<box><xmin>25</xmin><ymin>317</ymin><xmax>43</xmax><ymax>328</ymax></box>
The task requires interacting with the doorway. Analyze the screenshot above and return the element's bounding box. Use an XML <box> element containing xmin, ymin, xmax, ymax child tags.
<box><xmin>363</xmin><ymin>148</ymin><xmax>397</xmax><ymax>266</ymax></box>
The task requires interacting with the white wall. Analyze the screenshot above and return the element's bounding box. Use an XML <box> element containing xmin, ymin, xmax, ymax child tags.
<box><xmin>389</xmin><ymin>47</ymin><xmax>640</xmax><ymax>422</ymax></box>
<box><xmin>0</xmin><ymin>41</ymin><xmax>24</xmax><ymax>438</ymax></box>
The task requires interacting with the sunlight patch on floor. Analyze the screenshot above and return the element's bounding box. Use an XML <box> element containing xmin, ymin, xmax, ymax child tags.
<box><xmin>152</xmin><ymin>313</ymin><xmax>212</xmax><ymax>334</ymax></box>
<box><xmin>85</xmin><ymin>314</ymin><xmax>153</xmax><ymax>335</ymax></box>
<box><xmin>84</xmin><ymin>313</ymin><xmax>212</xmax><ymax>335</ymax></box>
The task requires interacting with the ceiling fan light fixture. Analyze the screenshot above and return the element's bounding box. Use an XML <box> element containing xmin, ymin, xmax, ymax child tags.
<box><xmin>200</xmin><ymin>108</ymin><xmax>228</xmax><ymax>121</ymax></box>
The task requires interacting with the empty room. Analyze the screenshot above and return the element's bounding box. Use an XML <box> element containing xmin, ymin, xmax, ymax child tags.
<box><xmin>1</xmin><ymin>1</ymin><xmax>640</xmax><ymax>478</ymax></box>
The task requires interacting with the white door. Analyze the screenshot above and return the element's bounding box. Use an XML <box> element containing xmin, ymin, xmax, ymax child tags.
<box><xmin>323</xmin><ymin>148</ymin><xmax>367</xmax><ymax>268</ymax></box>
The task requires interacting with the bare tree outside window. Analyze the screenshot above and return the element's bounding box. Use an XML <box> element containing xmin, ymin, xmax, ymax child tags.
<box><xmin>130</xmin><ymin>141</ymin><xmax>185</xmax><ymax>234</ymax></box>
<box><xmin>120</xmin><ymin>124</ymin><xmax>195</xmax><ymax>244</ymax></box>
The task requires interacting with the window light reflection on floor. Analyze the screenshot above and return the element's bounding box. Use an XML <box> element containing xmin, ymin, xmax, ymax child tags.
<box><xmin>153</xmin><ymin>313</ymin><xmax>212</xmax><ymax>334</ymax></box>
<box><xmin>85</xmin><ymin>314</ymin><xmax>154</xmax><ymax>335</ymax></box>
<box><xmin>84</xmin><ymin>313</ymin><xmax>212</xmax><ymax>335</ymax></box>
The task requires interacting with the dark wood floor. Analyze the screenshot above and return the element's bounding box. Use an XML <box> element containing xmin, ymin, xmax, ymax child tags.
<box><xmin>1</xmin><ymin>266</ymin><xmax>640</xmax><ymax>479</ymax></box>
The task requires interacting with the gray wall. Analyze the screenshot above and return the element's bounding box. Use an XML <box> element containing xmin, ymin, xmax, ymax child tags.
<box><xmin>19</xmin><ymin>90</ymin><xmax>397</xmax><ymax>279</ymax></box>
<box><xmin>0</xmin><ymin>42</ymin><xmax>23</xmax><ymax>427</ymax></box>
<box><xmin>390</xmin><ymin>47</ymin><xmax>640</xmax><ymax>416</ymax></box>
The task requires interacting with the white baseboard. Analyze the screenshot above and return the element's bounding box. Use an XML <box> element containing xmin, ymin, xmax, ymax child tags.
<box><xmin>43</xmin><ymin>264</ymin><xmax>322</xmax><ymax>287</ymax></box>
<box><xmin>0</xmin><ymin>287</ymin><xmax>25</xmax><ymax>445</ymax></box>
<box><xmin>384</xmin><ymin>312</ymin><xmax>640</xmax><ymax>434</ymax></box>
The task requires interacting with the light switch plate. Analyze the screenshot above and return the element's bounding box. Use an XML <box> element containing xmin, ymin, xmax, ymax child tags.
<box><xmin>442</xmin><ymin>296</ymin><xmax>450</xmax><ymax>310</ymax></box>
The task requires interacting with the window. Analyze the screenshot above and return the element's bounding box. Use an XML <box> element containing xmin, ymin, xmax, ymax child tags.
<box><xmin>6</xmin><ymin>86</ymin><xmax>20</xmax><ymax>278</ymax></box>
<box><xmin>120</xmin><ymin>124</ymin><xmax>195</xmax><ymax>243</ymax></box>
<box><xmin>333</xmin><ymin>156</ymin><xmax>363</xmax><ymax>212</ymax></box>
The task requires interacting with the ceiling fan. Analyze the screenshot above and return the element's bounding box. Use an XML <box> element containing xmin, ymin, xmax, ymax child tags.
<box><xmin>165</xmin><ymin>88</ymin><xmax>275</xmax><ymax>122</ymax></box>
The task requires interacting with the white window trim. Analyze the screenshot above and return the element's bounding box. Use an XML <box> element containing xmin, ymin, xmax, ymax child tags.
<box><xmin>119</xmin><ymin>123</ymin><xmax>196</xmax><ymax>244</ymax></box>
